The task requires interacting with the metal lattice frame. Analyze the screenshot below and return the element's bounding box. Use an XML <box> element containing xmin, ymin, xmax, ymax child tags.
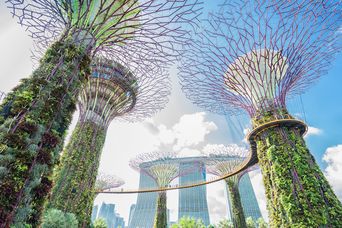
<box><xmin>77</xmin><ymin>54</ymin><xmax>170</xmax><ymax>127</ymax></box>
<box><xmin>78</xmin><ymin>58</ymin><xmax>138</xmax><ymax>127</ymax></box>
<box><xmin>203</xmin><ymin>144</ymin><xmax>248</xmax><ymax>181</ymax></box>
<box><xmin>7</xmin><ymin>0</ymin><xmax>202</xmax><ymax>67</ymax></box>
<box><xmin>129</xmin><ymin>151</ymin><xmax>195</xmax><ymax>188</ymax></box>
<box><xmin>95</xmin><ymin>172</ymin><xmax>125</xmax><ymax>191</ymax></box>
<box><xmin>179</xmin><ymin>0</ymin><xmax>341</xmax><ymax>117</ymax></box>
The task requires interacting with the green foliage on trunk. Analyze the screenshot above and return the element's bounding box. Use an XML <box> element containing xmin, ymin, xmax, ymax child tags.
<box><xmin>47</xmin><ymin>122</ymin><xmax>106</xmax><ymax>227</ymax></box>
<box><xmin>225</xmin><ymin>178</ymin><xmax>247</xmax><ymax>228</ymax></box>
<box><xmin>255</xmin><ymin>110</ymin><xmax>342</xmax><ymax>227</ymax></box>
<box><xmin>0</xmin><ymin>38</ymin><xmax>90</xmax><ymax>226</ymax></box>
<box><xmin>154</xmin><ymin>191</ymin><xmax>168</xmax><ymax>228</ymax></box>
<box><xmin>256</xmin><ymin>217</ymin><xmax>267</xmax><ymax>228</ymax></box>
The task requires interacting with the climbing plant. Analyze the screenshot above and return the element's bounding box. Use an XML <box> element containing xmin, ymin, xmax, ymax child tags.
<box><xmin>154</xmin><ymin>191</ymin><xmax>168</xmax><ymax>228</ymax></box>
<box><xmin>0</xmin><ymin>38</ymin><xmax>90</xmax><ymax>226</ymax></box>
<box><xmin>225</xmin><ymin>178</ymin><xmax>247</xmax><ymax>228</ymax></box>
<box><xmin>47</xmin><ymin>122</ymin><xmax>106</xmax><ymax>227</ymax></box>
<box><xmin>254</xmin><ymin>109</ymin><xmax>342</xmax><ymax>227</ymax></box>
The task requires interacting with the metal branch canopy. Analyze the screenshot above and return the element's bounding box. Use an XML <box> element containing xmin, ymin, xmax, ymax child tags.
<box><xmin>95</xmin><ymin>173</ymin><xmax>125</xmax><ymax>191</ymax></box>
<box><xmin>178</xmin><ymin>0</ymin><xmax>341</xmax><ymax>117</ymax></box>
<box><xmin>7</xmin><ymin>0</ymin><xmax>202</xmax><ymax>57</ymax></box>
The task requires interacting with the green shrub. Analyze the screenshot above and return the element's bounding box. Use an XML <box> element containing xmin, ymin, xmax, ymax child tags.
<box><xmin>41</xmin><ymin>208</ymin><xmax>78</xmax><ymax>228</ymax></box>
<box><xmin>171</xmin><ymin>217</ymin><xmax>206</xmax><ymax>228</ymax></box>
<box><xmin>93</xmin><ymin>218</ymin><xmax>107</xmax><ymax>228</ymax></box>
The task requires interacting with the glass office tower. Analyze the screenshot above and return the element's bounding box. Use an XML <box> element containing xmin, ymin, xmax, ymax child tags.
<box><xmin>178</xmin><ymin>158</ymin><xmax>210</xmax><ymax>226</ymax></box>
<box><xmin>227</xmin><ymin>173</ymin><xmax>262</xmax><ymax>221</ymax></box>
<box><xmin>128</xmin><ymin>173</ymin><xmax>158</xmax><ymax>228</ymax></box>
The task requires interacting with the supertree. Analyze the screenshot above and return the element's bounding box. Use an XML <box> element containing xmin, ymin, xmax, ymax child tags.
<box><xmin>130</xmin><ymin>151</ymin><xmax>194</xmax><ymax>228</ymax></box>
<box><xmin>0</xmin><ymin>0</ymin><xmax>201</xmax><ymax>225</ymax></box>
<box><xmin>46</xmin><ymin>56</ymin><xmax>169</xmax><ymax>226</ymax></box>
<box><xmin>95</xmin><ymin>172</ymin><xmax>125</xmax><ymax>192</ymax></box>
<box><xmin>203</xmin><ymin>144</ymin><xmax>248</xmax><ymax>228</ymax></box>
<box><xmin>178</xmin><ymin>0</ymin><xmax>342</xmax><ymax>227</ymax></box>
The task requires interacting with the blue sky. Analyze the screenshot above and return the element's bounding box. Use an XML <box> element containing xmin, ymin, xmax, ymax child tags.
<box><xmin>301</xmin><ymin>53</ymin><xmax>342</xmax><ymax>166</ymax></box>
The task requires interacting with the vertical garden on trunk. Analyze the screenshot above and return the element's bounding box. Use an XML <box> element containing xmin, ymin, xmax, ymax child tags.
<box><xmin>225</xmin><ymin>178</ymin><xmax>246</xmax><ymax>228</ymax></box>
<box><xmin>154</xmin><ymin>191</ymin><xmax>168</xmax><ymax>228</ymax></box>
<box><xmin>47</xmin><ymin>59</ymin><xmax>138</xmax><ymax>227</ymax></box>
<box><xmin>253</xmin><ymin>110</ymin><xmax>342</xmax><ymax>227</ymax></box>
<box><xmin>48</xmin><ymin>122</ymin><xmax>106</xmax><ymax>226</ymax></box>
<box><xmin>0</xmin><ymin>39</ymin><xmax>90</xmax><ymax>226</ymax></box>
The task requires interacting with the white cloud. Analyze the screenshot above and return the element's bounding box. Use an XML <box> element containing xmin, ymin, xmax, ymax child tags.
<box><xmin>172</xmin><ymin>112</ymin><xmax>217</xmax><ymax>150</ymax></box>
<box><xmin>207</xmin><ymin>181</ymin><xmax>228</xmax><ymax>223</ymax></box>
<box><xmin>178</xmin><ymin>148</ymin><xmax>202</xmax><ymax>158</ymax></box>
<box><xmin>323</xmin><ymin>144</ymin><xmax>342</xmax><ymax>200</ymax></box>
<box><xmin>304</xmin><ymin>126</ymin><xmax>323</xmax><ymax>138</ymax></box>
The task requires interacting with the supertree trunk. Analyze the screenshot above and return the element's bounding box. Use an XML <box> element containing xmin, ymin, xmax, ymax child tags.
<box><xmin>154</xmin><ymin>191</ymin><xmax>167</xmax><ymax>228</ymax></box>
<box><xmin>47</xmin><ymin>121</ymin><xmax>106</xmax><ymax>227</ymax></box>
<box><xmin>0</xmin><ymin>38</ymin><xmax>90</xmax><ymax>227</ymax></box>
<box><xmin>225</xmin><ymin>178</ymin><xmax>247</xmax><ymax>228</ymax></box>
<box><xmin>254</xmin><ymin>110</ymin><xmax>342</xmax><ymax>227</ymax></box>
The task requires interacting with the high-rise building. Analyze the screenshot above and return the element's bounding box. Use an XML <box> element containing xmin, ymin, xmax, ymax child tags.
<box><xmin>128</xmin><ymin>173</ymin><xmax>158</xmax><ymax>228</ymax></box>
<box><xmin>98</xmin><ymin>203</ymin><xmax>116</xmax><ymax>228</ymax></box>
<box><xmin>178</xmin><ymin>158</ymin><xmax>210</xmax><ymax>226</ymax></box>
<box><xmin>91</xmin><ymin>205</ymin><xmax>98</xmax><ymax>222</ymax></box>
<box><xmin>128</xmin><ymin>204</ymin><xmax>136</xmax><ymax>227</ymax></box>
<box><xmin>226</xmin><ymin>173</ymin><xmax>262</xmax><ymax>221</ymax></box>
<box><xmin>92</xmin><ymin>203</ymin><xmax>126</xmax><ymax>228</ymax></box>
<box><xmin>239</xmin><ymin>173</ymin><xmax>262</xmax><ymax>220</ymax></box>
<box><xmin>115</xmin><ymin>213</ymin><xmax>125</xmax><ymax>228</ymax></box>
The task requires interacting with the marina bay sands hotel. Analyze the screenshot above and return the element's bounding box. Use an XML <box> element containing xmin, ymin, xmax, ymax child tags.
<box><xmin>127</xmin><ymin>156</ymin><xmax>261</xmax><ymax>227</ymax></box>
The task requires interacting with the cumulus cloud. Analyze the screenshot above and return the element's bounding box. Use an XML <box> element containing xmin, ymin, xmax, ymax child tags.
<box><xmin>148</xmin><ymin>112</ymin><xmax>217</xmax><ymax>153</ymax></box>
<box><xmin>323</xmin><ymin>144</ymin><xmax>342</xmax><ymax>199</ymax></box>
<box><xmin>207</xmin><ymin>182</ymin><xmax>228</xmax><ymax>223</ymax></box>
<box><xmin>304</xmin><ymin>126</ymin><xmax>323</xmax><ymax>138</ymax></box>
<box><xmin>172</xmin><ymin>112</ymin><xmax>217</xmax><ymax>150</ymax></box>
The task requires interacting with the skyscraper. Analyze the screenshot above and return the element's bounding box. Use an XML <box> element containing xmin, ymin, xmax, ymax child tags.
<box><xmin>128</xmin><ymin>173</ymin><xmax>158</xmax><ymax>228</ymax></box>
<box><xmin>178</xmin><ymin>158</ymin><xmax>210</xmax><ymax>226</ymax></box>
<box><xmin>91</xmin><ymin>205</ymin><xmax>98</xmax><ymax>222</ymax></box>
<box><xmin>115</xmin><ymin>213</ymin><xmax>125</xmax><ymax>228</ymax></box>
<box><xmin>98</xmin><ymin>203</ymin><xmax>116</xmax><ymax>228</ymax></box>
<box><xmin>92</xmin><ymin>203</ymin><xmax>126</xmax><ymax>228</ymax></box>
<box><xmin>128</xmin><ymin>204</ymin><xmax>136</xmax><ymax>227</ymax></box>
<box><xmin>227</xmin><ymin>173</ymin><xmax>262</xmax><ymax>221</ymax></box>
<box><xmin>239</xmin><ymin>173</ymin><xmax>262</xmax><ymax>220</ymax></box>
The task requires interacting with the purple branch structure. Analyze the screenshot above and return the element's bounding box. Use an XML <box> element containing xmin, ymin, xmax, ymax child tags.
<box><xmin>0</xmin><ymin>0</ymin><xmax>202</xmax><ymax>226</ymax></box>
<box><xmin>179</xmin><ymin>0</ymin><xmax>340</xmax><ymax>117</ymax></box>
<box><xmin>179</xmin><ymin>0</ymin><xmax>342</xmax><ymax>226</ymax></box>
<box><xmin>95</xmin><ymin>173</ymin><xmax>125</xmax><ymax>192</ymax></box>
